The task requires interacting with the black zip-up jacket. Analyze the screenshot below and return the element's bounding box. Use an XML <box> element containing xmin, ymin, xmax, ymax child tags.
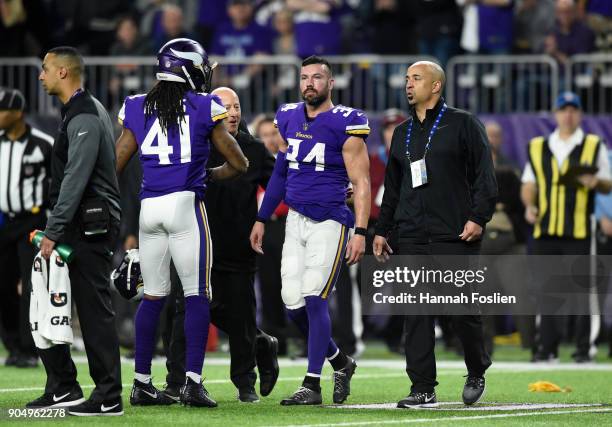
<box><xmin>205</xmin><ymin>129</ymin><xmax>275</xmax><ymax>272</ymax></box>
<box><xmin>46</xmin><ymin>90</ymin><xmax>121</xmax><ymax>241</ymax></box>
<box><xmin>375</xmin><ymin>98</ymin><xmax>498</xmax><ymax>242</ymax></box>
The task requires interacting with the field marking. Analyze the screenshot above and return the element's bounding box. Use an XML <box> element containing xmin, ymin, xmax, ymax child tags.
<box><xmin>0</xmin><ymin>372</ymin><xmax>421</xmax><ymax>394</ymax></box>
<box><xmin>4</xmin><ymin>356</ymin><xmax>611</xmax><ymax>372</ymax></box>
<box><xmin>277</xmin><ymin>408</ymin><xmax>612</xmax><ymax>427</ymax></box>
<box><xmin>330</xmin><ymin>402</ymin><xmax>606</xmax><ymax>411</ymax></box>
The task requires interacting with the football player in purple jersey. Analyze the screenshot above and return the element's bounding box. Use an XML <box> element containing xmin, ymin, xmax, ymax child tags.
<box><xmin>250</xmin><ymin>56</ymin><xmax>371</xmax><ymax>405</ymax></box>
<box><xmin>115</xmin><ymin>38</ymin><xmax>248</xmax><ymax>408</ymax></box>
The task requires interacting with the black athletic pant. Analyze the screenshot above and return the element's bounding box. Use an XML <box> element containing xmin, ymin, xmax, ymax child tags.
<box><xmin>257</xmin><ymin>217</ymin><xmax>287</xmax><ymax>350</ymax></box>
<box><xmin>399</xmin><ymin>240</ymin><xmax>492</xmax><ymax>393</ymax></box>
<box><xmin>531</xmin><ymin>237</ymin><xmax>592</xmax><ymax>356</ymax></box>
<box><xmin>0</xmin><ymin>212</ymin><xmax>44</xmax><ymax>357</ymax></box>
<box><xmin>164</xmin><ymin>268</ymin><xmax>258</xmax><ymax>390</ymax></box>
<box><xmin>38</xmin><ymin>224</ymin><xmax>122</xmax><ymax>402</ymax></box>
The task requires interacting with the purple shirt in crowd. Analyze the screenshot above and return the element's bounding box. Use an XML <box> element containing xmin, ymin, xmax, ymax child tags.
<box><xmin>553</xmin><ymin>21</ymin><xmax>595</xmax><ymax>56</ymax></box>
<box><xmin>211</xmin><ymin>21</ymin><xmax>273</xmax><ymax>57</ymax></box>
<box><xmin>587</xmin><ymin>0</ymin><xmax>612</xmax><ymax>16</ymax></box>
<box><xmin>293</xmin><ymin>6</ymin><xmax>342</xmax><ymax>57</ymax></box>
<box><xmin>478</xmin><ymin>2</ymin><xmax>514</xmax><ymax>53</ymax></box>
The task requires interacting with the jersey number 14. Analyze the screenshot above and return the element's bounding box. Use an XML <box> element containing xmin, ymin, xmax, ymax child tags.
<box><xmin>141</xmin><ymin>117</ymin><xmax>192</xmax><ymax>164</ymax></box>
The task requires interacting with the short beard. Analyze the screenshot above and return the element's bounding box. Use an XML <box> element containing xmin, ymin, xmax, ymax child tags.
<box><xmin>302</xmin><ymin>86</ymin><xmax>329</xmax><ymax>107</ymax></box>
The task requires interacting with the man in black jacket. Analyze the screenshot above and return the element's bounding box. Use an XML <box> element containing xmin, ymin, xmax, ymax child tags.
<box><xmin>162</xmin><ymin>87</ymin><xmax>279</xmax><ymax>404</ymax></box>
<box><xmin>373</xmin><ymin>61</ymin><xmax>497</xmax><ymax>409</ymax></box>
<box><xmin>33</xmin><ymin>46</ymin><xmax>123</xmax><ymax>415</ymax></box>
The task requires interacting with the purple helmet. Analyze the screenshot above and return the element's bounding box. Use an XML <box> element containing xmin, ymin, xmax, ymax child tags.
<box><xmin>156</xmin><ymin>38</ymin><xmax>217</xmax><ymax>92</ymax></box>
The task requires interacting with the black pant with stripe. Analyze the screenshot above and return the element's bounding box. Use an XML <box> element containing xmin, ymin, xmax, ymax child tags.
<box><xmin>399</xmin><ymin>240</ymin><xmax>492</xmax><ymax>393</ymax></box>
<box><xmin>0</xmin><ymin>212</ymin><xmax>45</xmax><ymax>357</ymax></box>
<box><xmin>37</xmin><ymin>224</ymin><xmax>122</xmax><ymax>402</ymax></box>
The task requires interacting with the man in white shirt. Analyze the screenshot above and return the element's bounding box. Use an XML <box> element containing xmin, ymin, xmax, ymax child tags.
<box><xmin>521</xmin><ymin>91</ymin><xmax>612</xmax><ymax>363</ymax></box>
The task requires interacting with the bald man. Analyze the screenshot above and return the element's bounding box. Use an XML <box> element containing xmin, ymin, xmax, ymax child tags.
<box><xmin>374</xmin><ymin>61</ymin><xmax>497</xmax><ymax>408</ymax></box>
<box><xmin>161</xmin><ymin>87</ymin><xmax>279</xmax><ymax>404</ymax></box>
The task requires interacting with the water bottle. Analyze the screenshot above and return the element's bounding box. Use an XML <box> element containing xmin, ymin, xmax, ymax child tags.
<box><xmin>29</xmin><ymin>230</ymin><xmax>75</xmax><ymax>263</ymax></box>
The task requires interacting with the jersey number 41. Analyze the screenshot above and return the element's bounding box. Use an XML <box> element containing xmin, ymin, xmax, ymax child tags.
<box><xmin>141</xmin><ymin>117</ymin><xmax>192</xmax><ymax>164</ymax></box>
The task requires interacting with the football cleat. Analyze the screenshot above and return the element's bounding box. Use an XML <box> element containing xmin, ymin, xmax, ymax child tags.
<box><xmin>332</xmin><ymin>356</ymin><xmax>357</xmax><ymax>404</ymax></box>
<box><xmin>130</xmin><ymin>379</ymin><xmax>174</xmax><ymax>406</ymax></box>
<box><xmin>280</xmin><ymin>386</ymin><xmax>322</xmax><ymax>406</ymax></box>
<box><xmin>180</xmin><ymin>378</ymin><xmax>217</xmax><ymax>408</ymax></box>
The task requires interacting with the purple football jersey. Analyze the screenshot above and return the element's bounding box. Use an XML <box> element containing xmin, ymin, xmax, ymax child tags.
<box><xmin>119</xmin><ymin>91</ymin><xmax>228</xmax><ymax>200</ymax></box>
<box><xmin>274</xmin><ymin>102</ymin><xmax>370</xmax><ymax>227</ymax></box>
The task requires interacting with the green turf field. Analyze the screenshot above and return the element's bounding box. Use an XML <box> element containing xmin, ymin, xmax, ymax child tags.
<box><xmin>1</xmin><ymin>343</ymin><xmax>611</xmax><ymax>426</ymax></box>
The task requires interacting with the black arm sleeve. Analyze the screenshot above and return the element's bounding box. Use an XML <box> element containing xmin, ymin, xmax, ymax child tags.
<box><xmin>374</xmin><ymin>128</ymin><xmax>404</xmax><ymax>237</ymax></box>
<box><xmin>465</xmin><ymin>114</ymin><xmax>498</xmax><ymax>227</ymax></box>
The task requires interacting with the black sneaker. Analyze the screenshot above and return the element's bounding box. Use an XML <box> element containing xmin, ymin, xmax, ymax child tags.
<box><xmin>397</xmin><ymin>392</ymin><xmax>438</xmax><ymax>409</ymax></box>
<box><xmin>26</xmin><ymin>385</ymin><xmax>85</xmax><ymax>408</ymax></box>
<box><xmin>332</xmin><ymin>356</ymin><xmax>357</xmax><ymax>404</ymax></box>
<box><xmin>256</xmin><ymin>331</ymin><xmax>279</xmax><ymax>397</ymax></box>
<box><xmin>130</xmin><ymin>379</ymin><xmax>174</xmax><ymax>406</ymax></box>
<box><xmin>180</xmin><ymin>378</ymin><xmax>217</xmax><ymax>407</ymax></box>
<box><xmin>162</xmin><ymin>383</ymin><xmax>182</xmax><ymax>403</ymax></box>
<box><xmin>68</xmin><ymin>398</ymin><xmax>123</xmax><ymax>416</ymax></box>
<box><xmin>463</xmin><ymin>376</ymin><xmax>486</xmax><ymax>405</ymax></box>
<box><xmin>280</xmin><ymin>386</ymin><xmax>322</xmax><ymax>406</ymax></box>
<box><xmin>238</xmin><ymin>386</ymin><xmax>260</xmax><ymax>403</ymax></box>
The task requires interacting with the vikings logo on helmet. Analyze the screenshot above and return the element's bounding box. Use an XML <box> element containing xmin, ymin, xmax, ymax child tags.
<box><xmin>156</xmin><ymin>38</ymin><xmax>217</xmax><ymax>92</ymax></box>
<box><xmin>110</xmin><ymin>249</ymin><xmax>144</xmax><ymax>301</ymax></box>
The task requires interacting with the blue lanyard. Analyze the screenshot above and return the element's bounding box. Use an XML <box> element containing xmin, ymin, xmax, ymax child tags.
<box><xmin>405</xmin><ymin>103</ymin><xmax>447</xmax><ymax>162</ymax></box>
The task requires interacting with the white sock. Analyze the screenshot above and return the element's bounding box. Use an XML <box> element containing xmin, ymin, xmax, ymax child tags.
<box><xmin>135</xmin><ymin>373</ymin><xmax>151</xmax><ymax>384</ymax></box>
<box><xmin>186</xmin><ymin>371</ymin><xmax>201</xmax><ymax>383</ymax></box>
<box><xmin>327</xmin><ymin>349</ymin><xmax>340</xmax><ymax>360</ymax></box>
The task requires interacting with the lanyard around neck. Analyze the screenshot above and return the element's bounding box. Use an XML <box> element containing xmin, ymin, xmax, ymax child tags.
<box><xmin>405</xmin><ymin>103</ymin><xmax>447</xmax><ymax>162</ymax></box>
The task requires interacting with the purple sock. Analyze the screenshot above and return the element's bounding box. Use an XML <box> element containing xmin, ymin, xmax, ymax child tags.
<box><xmin>134</xmin><ymin>298</ymin><xmax>166</xmax><ymax>375</ymax></box>
<box><xmin>184</xmin><ymin>295</ymin><xmax>210</xmax><ymax>376</ymax></box>
<box><xmin>304</xmin><ymin>296</ymin><xmax>334</xmax><ymax>376</ymax></box>
<box><xmin>287</xmin><ymin>306</ymin><xmax>339</xmax><ymax>358</ymax></box>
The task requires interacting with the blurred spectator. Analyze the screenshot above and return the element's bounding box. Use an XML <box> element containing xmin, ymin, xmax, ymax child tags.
<box><xmin>153</xmin><ymin>4</ymin><xmax>195</xmax><ymax>52</ymax></box>
<box><xmin>287</xmin><ymin>0</ymin><xmax>343</xmax><ymax>58</ymax></box>
<box><xmin>578</xmin><ymin>0</ymin><xmax>612</xmax><ymax>52</ymax></box>
<box><xmin>514</xmin><ymin>0</ymin><xmax>556</xmax><ymax>53</ymax></box>
<box><xmin>109</xmin><ymin>16</ymin><xmax>153</xmax><ymax>104</ymax></box>
<box><xmin>254</xmin><ymin>0</ymin><xmax>285</xmax><ymax>29</ymax></box>
<box><xmin>408</xmin><ymin>0</ymin><xmax>461</xmax><ymax>66</ymax></box>
<box><xmin>272</xmin><ymin>8</ymin><xmax>296</xmax><ymax>56</ymax></box>
<box><xmin>195</xmin><ymin>0</ymin><xmax>229</xmax><ymax>49</ymax></box>
<box><xmin>54</xmin><ymin>0</ymin><xmax>131</xmax><ymax>55</ymax></box>
<box><xmin>212</xmin><ymin>0</ymin><xmax>273</xmax><ymax>88</ymax></box>
<box><xmin>459</xmin><ymin>0</ymin><xmax>515</xmax><ymax>54</ymax></box>
<box><xmin>486</xmin><ymin>121</ymin><xmax>514</xmax><ymax>168</ymax></box>
<box><xmin>544</xmin><ymin>0</ymin><xmax>595</xmax><ymax>65</ymax></box>
<box><xmin>110</xmin><ymin>15</ymin><xmax>153</xmax><ymax>56</ymax></box>
<box><xmin>212</xmin><ymin>0</ymin><xmax>273</xmax><ymax>57</ymax></box>
<box><xmin>0</xmin><ymin>0</ymin><xmax>52</xmax><ymax>56</ymax></box>
<box><xmin>255</xmin><ymin>115</ymin><xmax>283</xmax><ymax>155</ymax></box>
<box><xmin>365</xmin><ymin>0</ymin><xmax>415</xmax><ymax>56</ymax></box>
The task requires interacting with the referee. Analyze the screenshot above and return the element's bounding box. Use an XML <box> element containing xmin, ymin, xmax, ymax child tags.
<box><xmin>0</xmin><ymin>87</ymin><xmax>53</xmax><ymax>368</ymax></box>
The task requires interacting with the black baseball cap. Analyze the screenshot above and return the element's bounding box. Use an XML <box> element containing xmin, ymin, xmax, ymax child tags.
<box><xmin>0</xmin><ymin>87</ymin><xmax>26</xmax><ymax>111</ymax></box>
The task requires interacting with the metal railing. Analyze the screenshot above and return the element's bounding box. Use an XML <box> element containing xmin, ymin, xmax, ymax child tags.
<box><xmin>447</xmin><ymin>55</ymin><xmax>560</xmax><ymax>114</ymax></box>
<box><xmin>1</xmin><ymin>54</ymin><xmax>610</xmax><ymax>117</ymax></box>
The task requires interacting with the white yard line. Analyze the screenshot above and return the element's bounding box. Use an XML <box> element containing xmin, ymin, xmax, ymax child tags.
<box><xmin>277</xmin><ymin>408</ymin><xmax>612</xmax><ymax>427</ymax></box>
<box><xmin>330</xmin><ymin>402</ymin><xmax>605</xmax><ymax>411</ymax></box>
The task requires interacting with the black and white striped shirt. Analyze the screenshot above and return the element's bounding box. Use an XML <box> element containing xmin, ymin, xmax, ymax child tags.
<box><xmin>0</xmin><ymin>125</ymin><xmax>54</xmax><ymax>215</ymax></box>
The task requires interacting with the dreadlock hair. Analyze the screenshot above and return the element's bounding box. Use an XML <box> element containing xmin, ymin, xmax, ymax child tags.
<box><xmin>144</xmin><ymin>81</ymin><xmax>194</xmax><ymax>135</ymax></box>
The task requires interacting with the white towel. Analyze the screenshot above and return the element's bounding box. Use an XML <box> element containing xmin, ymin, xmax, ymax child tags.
<box><xmin>29</xmin><ymin>250</ymin><xmax>73</xmax><ymax>349</ymax></box>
